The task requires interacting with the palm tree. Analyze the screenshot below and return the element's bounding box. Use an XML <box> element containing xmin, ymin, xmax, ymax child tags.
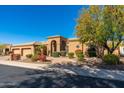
<box><xmin>35</xmin><ymin>45</ymin><xmax>47</xmax><ymax>55</ymax></box>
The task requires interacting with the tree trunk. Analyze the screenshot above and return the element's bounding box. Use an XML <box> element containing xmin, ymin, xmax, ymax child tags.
<box><xmin>96</xmin><ymin>45</ymin><xmax>104</xmax><ymax>58</ymax></box>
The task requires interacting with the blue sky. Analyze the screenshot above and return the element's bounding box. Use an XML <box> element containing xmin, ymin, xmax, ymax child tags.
<box><xmin>0</xmin><ymin>5</ymin><xmax>88</xmax><ymax>44</ymax></box>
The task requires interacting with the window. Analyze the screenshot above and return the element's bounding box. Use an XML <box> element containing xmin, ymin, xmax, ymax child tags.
<box><xmin>76</xmin><ymin>45</ymin><xmax>80</xmax><ymax>48</ymax></box>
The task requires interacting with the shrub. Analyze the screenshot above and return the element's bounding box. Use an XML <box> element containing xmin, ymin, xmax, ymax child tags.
<box><xmin>75</xmin><ymin>50</ymin><xmax>84</xmax><ymax>61</ymax></box>
<box><xmin>52</xmin><ymin>52</ymin><xmax>60</xmax><ymax>57</ymax></box>
<box><xmin>77</xmin><ymin>52</ymin><xmax>84</xmax><ymax>61</ymax></box>
<box><xmin>103</xmin><ymin>54</ymin><xmax>120</xmax><ymax>65</ymax></box>
<box><xmin>87</xmin><ymin>46</ymin><xmax>97</xmax><ymax>57</ymax></box>
<box><xmin>14</xmin><ymin>54</ymin><xmax>21</xmax><ymax>60</ymax></box>
<box><xmin>75</xmin><ymin>49</ymin><xmax>82</xmax><ymax>56</ymax></box>
<box><xmin>60</xmin><ymin>51</ymin><xmax>66</xmax><ymax>57</ymax></box>
<box><xmin>88</xmin><ymin>51</ymin><xmax>97</xmax><ymax>57</ymax></box>
<box><xmin>11</xmin><ymin>54</ymin><xmax>21</xmax><ymax>61</ymax></box>
<box><xmin>31</xmin><ymin>55</ymin><xmax>38</xmax><ymax>62</ymax></box>
<box><xmin>26</xmin><ymin>54</ymin><xmax>33</xmax><ymax>59</ymax></box>
<box><xmin>68</xmin><ymin>52</ymin><xmax>74</xmax><ymax>59</ymax></box>
<box><xmin>38</xmin><ymin>54</ymin><xmax>46</xmax><ymax>62</ymax></box>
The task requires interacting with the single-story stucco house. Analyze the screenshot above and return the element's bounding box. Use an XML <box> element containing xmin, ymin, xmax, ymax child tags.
<box><xmin>2</xmin><ymin>35</ymin><xmax>124</xmax><ymax>57</ymax></box>
<box><xmin>11</xmin><ymin>35</ymin><xmax>85</xmax><ymax>56</ymax></box>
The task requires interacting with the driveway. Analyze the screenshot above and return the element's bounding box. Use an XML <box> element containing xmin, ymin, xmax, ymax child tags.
<box><xmin>0</xmin><ymin>64</ymin><xmax>124</xmax><ymax>88</ymax></box>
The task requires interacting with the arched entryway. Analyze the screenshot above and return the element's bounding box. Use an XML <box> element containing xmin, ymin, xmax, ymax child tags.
<box><xmin>87</xmin><ymin>44</ymin><xmax>97</xmax><ymax>57</ymax></box>
<box><xmin>61</xmin><ymin>40</ymin><xmax>66</xmax><ymax>51</ymax></box>
<box><xmin>51</xmin><ymin>40</ymin><xmax>57</xmax><ymax>55</ymax></box>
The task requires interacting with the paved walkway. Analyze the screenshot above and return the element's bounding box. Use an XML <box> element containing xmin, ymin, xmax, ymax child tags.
<box><xmin>0</xmin><ymin>59</ymin><xmax>124</xmax><ymax>82</ymax></box>
<box><xmin>0</xmin><ymin>59</ymin><xmax>49</xmax><ymax>70</ymax></box>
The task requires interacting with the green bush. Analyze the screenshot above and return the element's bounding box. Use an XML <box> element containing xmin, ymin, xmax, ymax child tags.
<box><xmin>88</xmin><ymin>51</ymin><xmax>97</xmax><ymax>57</ymax></box>
<box><xmin>75</xmin><ymin>49</ymin><xmax>82</xmax><ymax>56</ymax></box>
<box><xmin>26</xmin><ymin>54</ymin><xmax>33</xmax><ymax>58</ymax></box>
<box><xmin>103</xmin><ymin>54</ymin><xmax>120</xmax><ymax>65</ymax></box>
<box><xmin>31</xmin><ymin>55</ymin><xmax>38</xmax><ymax>62</ymax></box>
<box><xmin>87</xmin><ymin>45</ymin><xmax>97</xmax><ymax>57</ymax></box>
<box><xmin>60</xmin><ymin>51</ymin><xmax>66</xmax><ymax>57</ymax></box>
<box><xmin>52</xmin><ymin>52</ymin><xmax>60</xmax><ymax>57</ymax></box>
<box><xmin>68</xmin><ymin>52</ymin><xmax>74</xmax><ymax>59</ymax></box>
<box><xmin>75</xmin><ymin>50</ymin><xmax>84</xmax><ymax>61</ymax></box>
<box><xmin>77</xmin><ymin>53</ymin><xmax>84</xmax><ymax>61</ymax></box>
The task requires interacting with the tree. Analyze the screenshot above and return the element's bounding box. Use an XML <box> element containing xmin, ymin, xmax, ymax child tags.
<box><xmin>0</xmin><ymin>44</ymin><xmax>6</xmax><ymax>49</ymax></box>
<box><xmin>76</xmin><ymin>5</ymin><xmax>124</xmax><ymax>56</ymax></box>
<box><xmin>0</xmin><ymin>44</ymin><xmax>6</xmax><ymax>55</ymax></box>
<box><xmin>35</xmin><ymin>45</ymin><xmax>47</xmax><ymax>55</ymax></box>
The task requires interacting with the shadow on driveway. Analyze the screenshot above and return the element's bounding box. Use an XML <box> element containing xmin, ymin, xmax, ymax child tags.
<box><xmin>9</xmin><ymin>70</ymin><xmax>124</xmax><ymax>88</ymax></box>
<box><xmin>1</xmin><ymin>64</ymin><xmax>124</xmax><ymax>88</ymax></box>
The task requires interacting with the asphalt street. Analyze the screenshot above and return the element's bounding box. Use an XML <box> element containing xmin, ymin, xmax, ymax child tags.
<box><xmin>0</xmin><ymin>64</ymin><xmax>124</xmax><ymax>88</ymax></box>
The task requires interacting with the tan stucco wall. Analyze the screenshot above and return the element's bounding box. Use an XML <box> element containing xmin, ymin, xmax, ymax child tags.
<box><xmin>104</xmin><ymin>48</ymin><xmax>120</xmax><ymax>56</ymax></box>
<box><xmin>68</xmin><ymin>40</ymin><xmax>82</xmax><ymax>56</ymax></box>
<box><xmin>113</xmin><ymin>48</ymin><xmax>120</xmax><ymax>56</ymax></box>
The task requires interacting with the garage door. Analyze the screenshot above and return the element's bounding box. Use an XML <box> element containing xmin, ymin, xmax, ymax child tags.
<box><xmin>22</xmin><ymin>48</ymin><xmax>32</xmax><ymax>56</ymax></box>
<box><xmin>13</xmin><ymin>49</ymin><xmax>20</xmax><ymax>54</ymax></box>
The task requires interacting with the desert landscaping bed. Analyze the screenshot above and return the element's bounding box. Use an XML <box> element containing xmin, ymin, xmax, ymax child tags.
<box><xmin>51</xmin><ymin>57</ymin><xmax>124</xmax><ymax>71</ymax></box>
<box><xmin>81</xmin><ymin>57</ymin><xmax>124</xmax><ymax>71</ymax></box>
<box><xmin>1</xmin><ymin>56</ymin><xmax>124</xmax><ymax>71</ymax></box>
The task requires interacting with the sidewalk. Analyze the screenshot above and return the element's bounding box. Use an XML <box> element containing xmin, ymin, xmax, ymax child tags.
<box><xmin>0</xmin><ymin>60</ymin><xmax>49</xmax><ymax>70</ymax></box>
<box><xmin>0</xmin><ymin>59</ymin><xmax>124</xmax><ymax>82</ymax></box>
